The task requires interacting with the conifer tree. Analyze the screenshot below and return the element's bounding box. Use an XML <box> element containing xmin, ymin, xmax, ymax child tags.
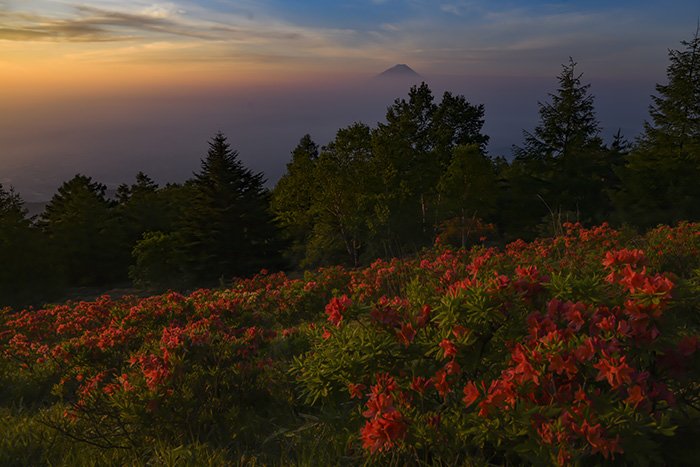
<box><xmin>616</xmin><ymin>28</ymin><xmax>700</xmax><ymax>226</ymax></box>
<box><xmin>508</xmin><ymin>59</ymin><xmax>611</xmax><ymax>234</ymax></box>
<box><xmin>41</xmin><ymin>175</ymin><xmax>117</xmax><ymax>286</ymax></box>
<box><xmin>181</xmin><ymin>133</ymin><xmax>279</xmax><ymax>281</ymax></box>
<box><xmin>0</xmin><ymin>184</ymin><xmax>38</xmax><ymax>305</ymax></box>
<box><xmin>514</xmin><ymin>58</ymin><xmax>602</xmax><ymax>163</ymax></box>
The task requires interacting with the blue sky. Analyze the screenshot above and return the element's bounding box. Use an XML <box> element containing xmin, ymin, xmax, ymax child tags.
<box><xmin>2</xmin><ymin>0</ymin><xmax>698</xmax><ymax>77</ymax></box>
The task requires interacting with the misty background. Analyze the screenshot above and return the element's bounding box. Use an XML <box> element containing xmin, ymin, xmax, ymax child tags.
<box><xmin>0</xmin><ymin>69</ymin><xmax>657</xmax><ymax>203</ymax></box>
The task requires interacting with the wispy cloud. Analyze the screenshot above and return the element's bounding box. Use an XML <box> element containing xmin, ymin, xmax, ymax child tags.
<box><xmin>0</xmin><ymin>3</ymin><xmax>307</xmax><ymax>42</ymax></box>
<box><xmin>0</xmin><ymin>0</ymin><xmax>693</xmax><ymax>77</ymax></box>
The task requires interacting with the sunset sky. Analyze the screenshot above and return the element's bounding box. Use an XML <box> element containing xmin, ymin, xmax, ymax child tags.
<box><xmin>1</xmin><ymin>0</ymin><xmax>699</xmax><ymax>200</ymax></box>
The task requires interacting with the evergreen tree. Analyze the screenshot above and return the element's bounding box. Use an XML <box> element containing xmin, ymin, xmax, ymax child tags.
<box><xmin>41</xmin><ymin>175</ymin><xmax>118</xmax><ymax>286</ymax></box>
<box><xmin>508</xmin><ymin>59</ymin><xmax>612</xmax><ymax>234</ymax></box>
<box><xmin>514</xmin><ymin>58</ymin><xmax>602</xmax><ymax>163</ymax></box>
<box><xmin>0</xmin><ymin>184</ymin><xmax>48</xmax><ymax>305</ymax></box>
<box><xmin>616</xmin><ymin>29</ymin><xmax>700</xmax><ymax>226</ymax></box>
<box><xmin>116</xmin><ymin>173</ymin><xmax>175</xmax><ymax>244</ymax></box>
<box><xmin>181</xmin><ymin>133</ymin><xmax>280</xmax><ymax>282</ymax></box>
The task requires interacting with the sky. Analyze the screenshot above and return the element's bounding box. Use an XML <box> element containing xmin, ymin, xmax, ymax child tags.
<box><xmin>1</xmin><ymin>0</ymin><xmax>699</xmax><ymax>201</ymax></box>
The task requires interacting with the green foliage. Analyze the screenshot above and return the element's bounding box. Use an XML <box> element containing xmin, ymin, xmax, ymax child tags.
<box><xmin>437</xmin><ymin>144</ymin><xmax>498</xmax><ymax>247</ymax></box>
<box><xmin>2</xmin><ymin>223</ymin><xmax>700</xmax><ymax>464</ymax></box>
<box><xmin>308</xmin><ymin>123</ymin><xmax>375</xmax><ymax>266</ymax></box>
<box><xmin>180</xmin><ymin>132</ymin><xmax>281</xmax><ymax>282</ymax></box>
<box><xmin>372</xmin><ymin>83</ymin><xmax>489</xmax><ymax>252</ymax></box>
<box><xmin>615</xmin><ymin>29</ymin><xmax>700</xmax><ymax>227</ymax></box>
<box><xmin>129</xmin><ymin>231</ymin><xmax>189</xmax><ymax>290</ymax></box>
<box><xmin>40</xmin><ymin>174</ymin><xmax>122</xmax><ymax>286</ymax></box>
<box><xmin>270</xmin><ymin>134</ymin><xmax>319</xmax><ymax>266</ymax></box>
<box><xmin>0</xmin><ymin>184</ymin><xmax>58</xmax><ymax>306</ymax></box>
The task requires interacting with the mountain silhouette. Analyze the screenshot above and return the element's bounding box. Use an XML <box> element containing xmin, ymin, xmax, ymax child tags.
<box><xmin>377</xmin><ymin>64</ymin><xmax>421</xmax><ymax>79</ymax></box>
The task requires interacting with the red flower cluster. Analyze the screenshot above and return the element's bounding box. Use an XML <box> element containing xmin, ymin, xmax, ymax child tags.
<box><xmin>325</xmin><ymin>295</ymin><xmax>352</xmax><ymax>327</ymax></box>
<box><xmin>360</xmin><ymin>374</ymin><xmax>407</xmax><ymax>453</ymax></box>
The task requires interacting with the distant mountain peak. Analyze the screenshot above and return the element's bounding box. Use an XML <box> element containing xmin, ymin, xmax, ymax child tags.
<box><xmin>377</xmin><ymin>64</ymin><xmax>421</xmax><ymax>78</ymax></box>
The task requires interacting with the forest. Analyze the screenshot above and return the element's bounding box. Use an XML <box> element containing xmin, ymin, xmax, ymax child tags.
<box><xmin>3</xmin><ymin>32</ymin><xmax>699</xmax><ymax>308</ymax></box>
<box><xmin>0</xmin><ymin>30</ymin><xmax>699</xmax><ymax>466</ymax></box>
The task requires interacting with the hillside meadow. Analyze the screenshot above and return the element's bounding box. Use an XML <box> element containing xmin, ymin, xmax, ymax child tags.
<box><xmin>1</xmin><ymin>222</ymin><xmax>699</xmax><ymax>465</ymax></box>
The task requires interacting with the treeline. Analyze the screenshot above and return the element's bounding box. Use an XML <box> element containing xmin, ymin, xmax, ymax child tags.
<box><xmin>1</xmin><ymin>31</ymin><xmax>698</xmax><ymax>307</ymax></box>
<box><xmin>1</xmin><ymin>135</ymin><xmax>282</xmax><ymax>307</ymax></box>
<box><xmin>272</xmin><ymin>31</ymin><xmax>700</xmax><ymax>265</ymax></box>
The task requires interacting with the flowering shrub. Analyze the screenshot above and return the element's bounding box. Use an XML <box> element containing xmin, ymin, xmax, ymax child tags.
<box><xmin>293</xmin><ymin>222</ymin><xmax>700</xmax><ymax>465</ymax></box>
<box><xmin>1</xmin><ymin>223</ymin><xmax>699</xmax><ymax>464</ymax></box>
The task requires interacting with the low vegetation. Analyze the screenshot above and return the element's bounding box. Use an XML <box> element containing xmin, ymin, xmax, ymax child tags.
<box><xmin>2</xmin><ymin>223</ymin><xmax>699</xmax><ymax>465</ymax></box>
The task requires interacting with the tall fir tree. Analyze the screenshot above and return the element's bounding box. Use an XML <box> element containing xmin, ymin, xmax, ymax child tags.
<box><xmin>0</xmin><ymin>184</ymin><xmax>50</xmax><ymax>305</ymax></box>
<box><xmin>181</xmin><ymin>133</ymin><xmax>280</xmax><ymax>282</ymax></box>
<box><xmin>40</xmin><ymin>175</ymin><xmax>119</xmax><ymax>286</ymax></box>
<box><xmin>507</xmin><ymin>59</ymin><xmax>612</xmax><ymax>236</ymax></box>
<box><xmin>616</xmin><ymin>28</ymin><xmax>700</xmax><ymax>227</ymax></box>
<box><xmin>513</xmin><ymin>58</ymin><xmax>602</xmax><ymax>163</ymax></box>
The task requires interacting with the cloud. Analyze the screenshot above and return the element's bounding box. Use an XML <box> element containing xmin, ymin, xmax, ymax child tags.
<box><xmin>440</xmin><ymin>4</ymin><xmax>461</xmax><ymax>16</ymax></box>
<box><xmin>0</xmin><ymin>5</ymin><xmax>200</xmax><ymax>42</ymax></box>
<box><xmin>0</xmin><ymin>3</ymin><xmax>308</xmax><ymax>43</ymax></box>
<box><xmin>0</xmin><ymin>0</ymin><xmax>687</xmax><ymax>78</ymax></box>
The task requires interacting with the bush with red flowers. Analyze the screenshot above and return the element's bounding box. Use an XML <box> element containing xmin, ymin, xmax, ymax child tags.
<box><xmin>1</xmin><ymin>223</ymin><xmax>699</xmax><ymax>464</ymax></box>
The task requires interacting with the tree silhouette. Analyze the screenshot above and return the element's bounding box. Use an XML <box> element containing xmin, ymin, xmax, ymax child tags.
<box><xmin>181</xmin><ymin>133</ymin><xmax>280</xmax><ymax>282</ymax></box>
<box><xmin>507</xmin><ymin>59</ymin><xmax>611</xmax><ymax>235</ymax></box>
<box><xmin>271</xmin><ymin>134</ymin><xmax>319</xmax><ymax>266</ymax></box>
<box><xmin>616</xmin><ymin>28</ymin><xmax>700</xmax><ymax>226</ymax></box>
<box><xmin>41</xmin><ymin>175</ymin><xmax>117</xmax><ymax>286</ymax></box>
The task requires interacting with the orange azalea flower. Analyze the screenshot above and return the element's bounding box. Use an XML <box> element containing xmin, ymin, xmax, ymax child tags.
<box><xmin>439</xmin><ymin>339</ymin><xmax>457</xmax><ymax>359</ymax></box>
<box><xmin>463</xmin><ymin>381</ymin><xmax>479</xmax><ymax>408</ymax></box>
<box><xmin>361</xmin><ymin>411</ymin><xmax>407</xmax><ymax>453</ymax></box>
<box><xmin>593</xmin><ymin>354</ymin><xmax>633</xmax><ymax>389</ymax></box>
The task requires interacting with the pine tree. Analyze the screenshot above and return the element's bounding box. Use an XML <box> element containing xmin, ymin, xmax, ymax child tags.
<box><xmin>0</xmin><ymin>185</ymin><xmax>32</xmax><ymax>304</ymax></box>
<box><xmin>645</xmin><ymin>28</ymin><xmax>700</xmax><ymax>157</ymax></box>
<box><xmin>509</xmin><ymin>59</ymin><xmax>611</xmax><ymax>232</ymax></box>
<box><xmin>181</xmin><ymin>133</ymin><xmax>279</xmax><ymax>282</ymax></box>
<box><xmin>616</xmin><ymin>29</ymin><xmax>700</xmax><ymax>226</ymax></box>
<box><xmin>41</xmin><ymin>175</ymin><xmax>117</xmax><ymax>286</ymax></box>
<box><xmin>514</xmin><ymin>58</ymin><xmax>602</xmax><ymax>162</ymax></box>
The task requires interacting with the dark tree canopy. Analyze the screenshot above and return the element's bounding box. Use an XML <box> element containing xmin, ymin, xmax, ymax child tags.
<box><xmin>0</xmin><ymin>184</ymin><xmax>45</xmax><ymax>305</ymax></box>
<box><xmin>514</xmin><ymin>58</ymin><xmax>602</xmax><ymax>163</ymax></box>
<box><xmin>372</xmin><ymin>83</ymin><xmax>489</xmax><ymax>252</ymax></box>
<box><xmin>504</xmin><ymin>59</ymin><xmax>615</xmax><ymax>236</ymax></box>
<box><xmin>616</xmin><ymin>29</ymin><xmax>700</xmax><ymax>227</ymax></box>
<box><xmin>271</xmin><ymin>134</ymin><xmax>320</xmax><ymax>265</ymax></box>
<box><xmin>41</xmin><ymin>175</ymin><xmax>119</xmax><ymax>286</ymax></box>
<box><xmin>181</xmin><ymin>132</ymin><xmax>280</xmax><ymax>282</ymax></box>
